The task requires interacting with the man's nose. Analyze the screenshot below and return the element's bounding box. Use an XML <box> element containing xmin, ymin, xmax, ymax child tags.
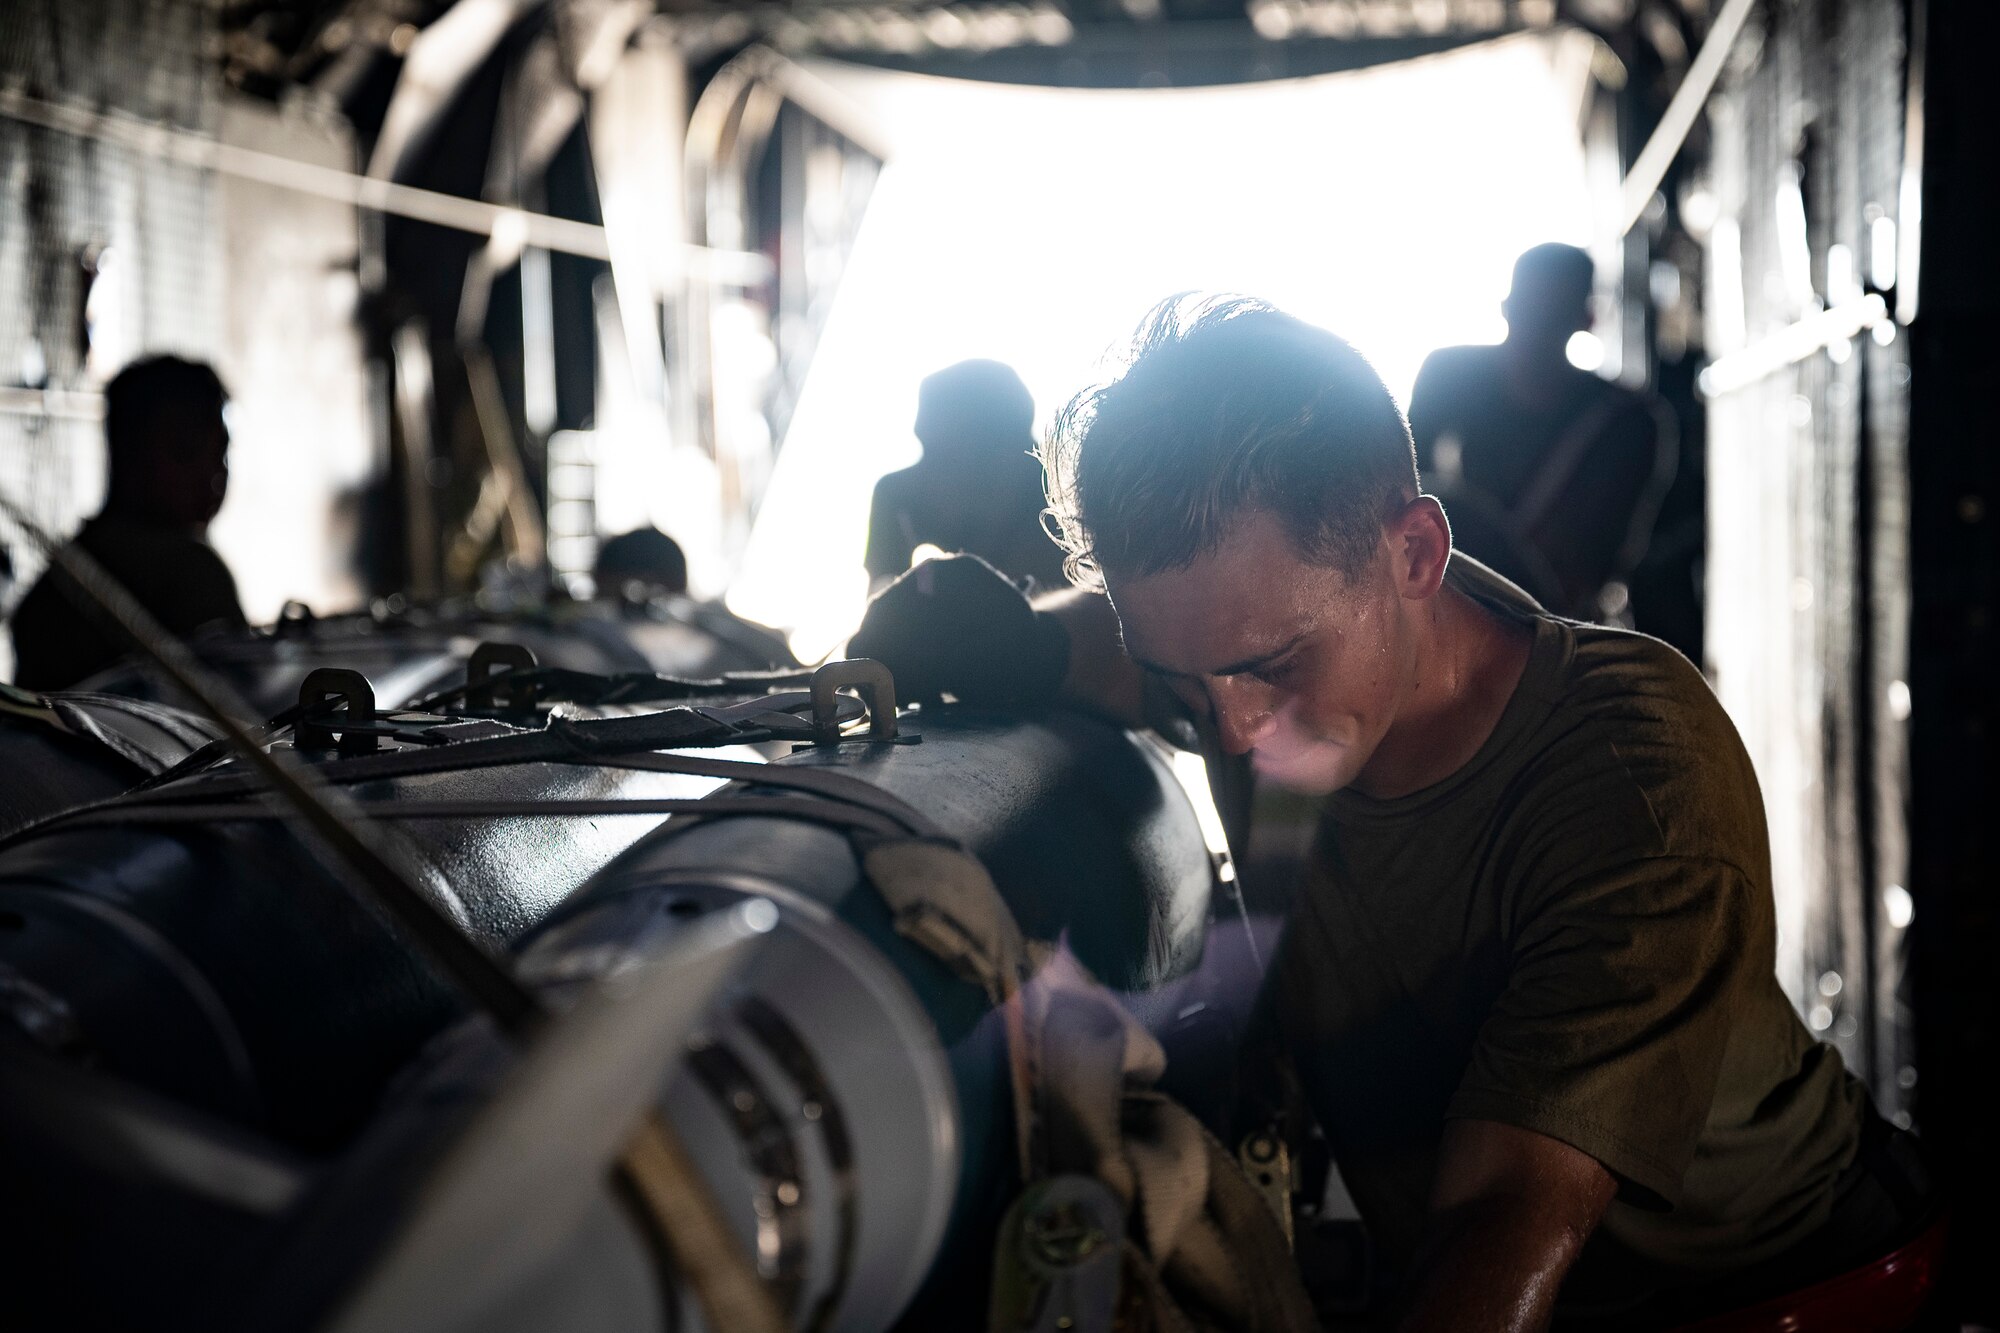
<box><xmin>1206</xmin><ymin>677</ymin><xmax>1278</xmax><ymax>755</ymax></box>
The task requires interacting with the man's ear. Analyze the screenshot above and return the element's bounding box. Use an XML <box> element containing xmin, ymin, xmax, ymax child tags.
<box><xmin>1388</xmin><ymin>495</ymin><xmax>1452</xmax><ymax>601</ymax></box>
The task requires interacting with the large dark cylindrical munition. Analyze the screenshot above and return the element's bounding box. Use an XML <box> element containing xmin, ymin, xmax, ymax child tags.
<box><xmin>0</xmin><ymin>690</ymin><xmax>217</xmax><ymax>839</ymax></box>
<box><xmin>369</xmin><ymin>706</ymin><xmax>1225</xmax><ymax>1333</ymax></box>
<box><xmin>0</xmin><ymin>717</ymin><xmax>733</xmax><ymax>1146</ymax></box>
<box><xmin>0</xmin><ymin>690</ymin><xmax>1234</xmax><ymax>1333</ymax></box>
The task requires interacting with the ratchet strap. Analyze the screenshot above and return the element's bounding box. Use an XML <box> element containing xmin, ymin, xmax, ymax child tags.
<box><xmin>856</xmin><ymin>837</ymin><xmax>1315</xmax><ymax>1333</ymax></box>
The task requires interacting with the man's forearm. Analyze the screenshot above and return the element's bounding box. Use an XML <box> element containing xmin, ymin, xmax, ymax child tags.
<box><xmin>1397</xmin><ymin>1192</ymin><xmax>1593</xmax><ymax>1333</ymax></box>
<box><xmin>1032</xmin><ymin>586</ymin><xmax>1148</xmax><ymax>725</ymax></box>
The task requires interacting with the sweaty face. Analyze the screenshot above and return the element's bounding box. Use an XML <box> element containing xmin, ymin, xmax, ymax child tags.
<box><xmin>1107</xmin><ymin>510</ymin><xmax>1410</xmax><ymax>797</ymax></box>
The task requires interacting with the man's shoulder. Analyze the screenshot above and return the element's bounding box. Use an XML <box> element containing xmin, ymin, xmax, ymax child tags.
<box><xmin>1414</xmin><ymin>344</ymin><xmax>1503</xmax><ymax>396</ymax></box>
<box><xmin>867</xmin><ymin>465</ymin><xmax>926</xmax><ymax>529</ymax></box>
<box><xmin>8</xmin><ymin>545</ymin><xmax>101</xmax><ymax>689</ymax></box>
<box><xmin>75</xmin><ymin>520</ymin><xmax>243</xmax><ymax>626</ymax></box>
<box><xmin>870</xmin><ymin>463</ymin><xmax>926</xmax><ymax>500</ymax></box>
<box><xmin>79</xmin><ymin>516</ymin><xmax>225</xmax><ymax>565</ymax></box>
<box><xmin>1559</xmin><ymin>621</ymin><xmax>1724</xmax><ymax>733</ymax></box>
<box><xmin>1451</xmin><ymin>554</ymin><xmax>1708</xmax><ymax>717</ymax></box>
<box><xmin>1522</xmin><ymin>623</ymin><xmax>1765</xmax><ymax>868</ymax></box>
<box><xmin>1422</xmin><ymin>343</ymin><xmax>1501</xmax><ymax>374</ymax></box>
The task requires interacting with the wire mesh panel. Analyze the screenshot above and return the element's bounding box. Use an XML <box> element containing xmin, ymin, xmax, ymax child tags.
<box><xmin>2</xmin><ymin>0</ymin><xmax>375</xmax><ymax>665</ymax></box>
<box><xmin>0</xmin><ymin>0</ymin><xmax>220</xmax><ymax>675</ymax></box>
<box><xmin>1702</xmin><ymin>0</ymin><xmax>1914</xmax><ymax>1124</ymax></box>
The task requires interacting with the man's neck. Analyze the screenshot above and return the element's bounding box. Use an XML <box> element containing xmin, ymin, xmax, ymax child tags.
<box><xmin>1498</xmin><ymin>337</ymin><xmax>1576</xmax><ymax>406</ymax></box>
<box><xmin>1351</xmin><ymin>584</ymin><xmax>1534</xmax><ymax>800</ymax></box>
<box><xmin>99</xmin><ymin>498</ymin><xmax>200</xmax><ymax>533</ymax></box>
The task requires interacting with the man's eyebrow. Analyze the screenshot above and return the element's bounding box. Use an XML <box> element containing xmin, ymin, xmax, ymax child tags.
<box><xmin>1131</xmin><ymin>632</ymin><xmax>1307</xmax><ymax>681</ymax></box>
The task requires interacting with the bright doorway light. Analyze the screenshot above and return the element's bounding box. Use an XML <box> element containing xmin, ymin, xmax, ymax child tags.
<box><xmin>728</xmin><ymin>34</ymin><xmax>1596</xmax><ymax>655</ymax></box>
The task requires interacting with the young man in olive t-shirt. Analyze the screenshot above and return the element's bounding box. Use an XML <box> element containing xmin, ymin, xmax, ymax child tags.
<box><xmin>851</xmin><ymin>297</ymin><xmax>1929</xmax><ymax>1329</ymax></box>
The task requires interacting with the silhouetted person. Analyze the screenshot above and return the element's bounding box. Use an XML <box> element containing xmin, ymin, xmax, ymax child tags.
<box><xmin>1410</xmin><ymin>244</ymin><xmax>1674</xmax><ymax>621</ymax></box>
<box><xmin>594</xmin><ymin>526</ymin><xmax>689</xmax><ymax>596</ymax></box>
<box><xmin>9</xmin><ymin>356</ymin><xmax>245</xmax><ymax>690</ymax></box>
<box><xmin>864</xmin><ymin>360</ymin><xmax>1068</xmax><ymax>590</ymax></box>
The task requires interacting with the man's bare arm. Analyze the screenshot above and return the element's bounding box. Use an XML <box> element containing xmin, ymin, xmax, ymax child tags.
<box><xmin>1033</xmin><ymin>585</ymin><xmax>1149</xmax><ymax>726</ymax></box>
<box><xmin>1398</xmin><ymin>1118</ymin><xmax>1617</xmax><ymax>1333</ymax></box>
<box><xmin>848</xmin><ymin>554</ymin><xmax>1155</xmax><ymax>721</ymax></box>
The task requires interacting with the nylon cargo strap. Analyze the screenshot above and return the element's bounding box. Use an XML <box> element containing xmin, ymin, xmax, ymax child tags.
<box><xmin>47</xmin><ymin>693</ymin><xmax>221</xmax><ymax>773</ymax></box>
<box><xmin>856</xmin><ymin>837</ymin><xmax>1315</xmax><ymax>1333</ymax></box>
<box><xmin>0</xmin><ymin>686</ymin><xmax>219</xmax><ymax>777</ymax></box>
<box><xmin>0</xmin><ymin>706</ymin><xmax>929</xmax><ymax>854</ymax></box>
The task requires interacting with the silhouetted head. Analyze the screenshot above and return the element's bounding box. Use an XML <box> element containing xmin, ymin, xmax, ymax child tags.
<box><xmin>1501</xmin><ymin>243</ymin><xmax>1595</xmax><ymax>353</ymax></box>
<box><xmin>103</xmin><ymin>356</ymin><xmax>230</xmax><ymax>529</ymax></box>
<box><xmin>594</xmin><ymin>527</ymin><xmax>688</xmax><ymax>596</ymax></box>
<box><xmin>914</xmin><ymin>360</ymin><xmax>1035</xmax><ymax>469</ymax></box>
<box><xmin>1045</xmin><ymin>296</ymin><xmax>1448</xmax><ymax>797</ymax></box>
<box><xmin>1045</xmin><ymin>296</ymin><xmax>1418</xmax><ymax>592</ymax></box>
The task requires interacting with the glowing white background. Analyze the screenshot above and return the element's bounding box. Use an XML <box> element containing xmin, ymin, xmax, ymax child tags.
<box><xmin>727</xmin><ymin>35</ymin><xmax>1595</xmax><ymax>657</ymax></box>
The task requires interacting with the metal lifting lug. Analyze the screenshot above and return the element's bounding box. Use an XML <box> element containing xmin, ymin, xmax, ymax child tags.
<box><xmin>296</xmin><ymin>668</ymin><xmax>379</xmax><ymax>755</ymax></box>
<box><xmin>465</xmin><ymin>642</ymin><xmax>540</xmax><ymax>712</ymax></box>
<box><xmin>274</xmin><ymin>600</ymin><xmax>317</xmax><ymax>639</ymax></box>
<box><xmin>809</xmin><ymin>659</ymin><xmax>899</xmax><ymax>743</ymax></box>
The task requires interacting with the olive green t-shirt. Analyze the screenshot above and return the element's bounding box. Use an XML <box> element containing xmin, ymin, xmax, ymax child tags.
<box><xmin>1269</xmin><ymin>555</ymin><xmax>1867</xmax><ymax>1300</ymax></box>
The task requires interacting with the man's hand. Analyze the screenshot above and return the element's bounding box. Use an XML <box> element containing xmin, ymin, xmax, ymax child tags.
<box><xmin>847</xmin><ymin>554</ymin><xmax>1070</xmax><ymax>706</ymax></box>
<box><xmin>1398</xmin><ymin>1119</ymin><xmax>1616</xmax><ymax>1333</ymax></box>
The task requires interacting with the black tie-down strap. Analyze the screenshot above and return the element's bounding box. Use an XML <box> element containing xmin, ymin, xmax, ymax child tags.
<box><xmin>45</xmin><ymin>693</ymin><xmax>223</xmax><ymax>774</ymax></box>
<box><xmin>13</xmin><ymin>712</ymin><xmax>932</xmax><ymax>838</ymax></box>
<box><xmin>402</xmin><ymin>662</ymin><xmax>816</xmax><ymax>716</ymax></box>
<box><xmin>0</xmin><ymin>689</ymin><xmax>933</xmax><ymax>855</ymax></box>
<box><xmin>129</xmin><ymin>680</ymin><xmax>847</xmax><ymax>795</ymax></box>
<box><xmin>125</xmin><ymin>647</ymin><xmax>884</xmax><ymax>797</ymax></box>
<box><xmin>125</xmin><ymin>680</ymin><xmax>889</xmax><ymax>806</ymax></box>
<box><xmin>0</xmin><ymin>687</ymin><xmax>221</xmax><ymax>778</ymax></box>
<box><xmin>48</xmin><ymin>795</ymin><xmax>912</xmax><ymax>841</ymax></box>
